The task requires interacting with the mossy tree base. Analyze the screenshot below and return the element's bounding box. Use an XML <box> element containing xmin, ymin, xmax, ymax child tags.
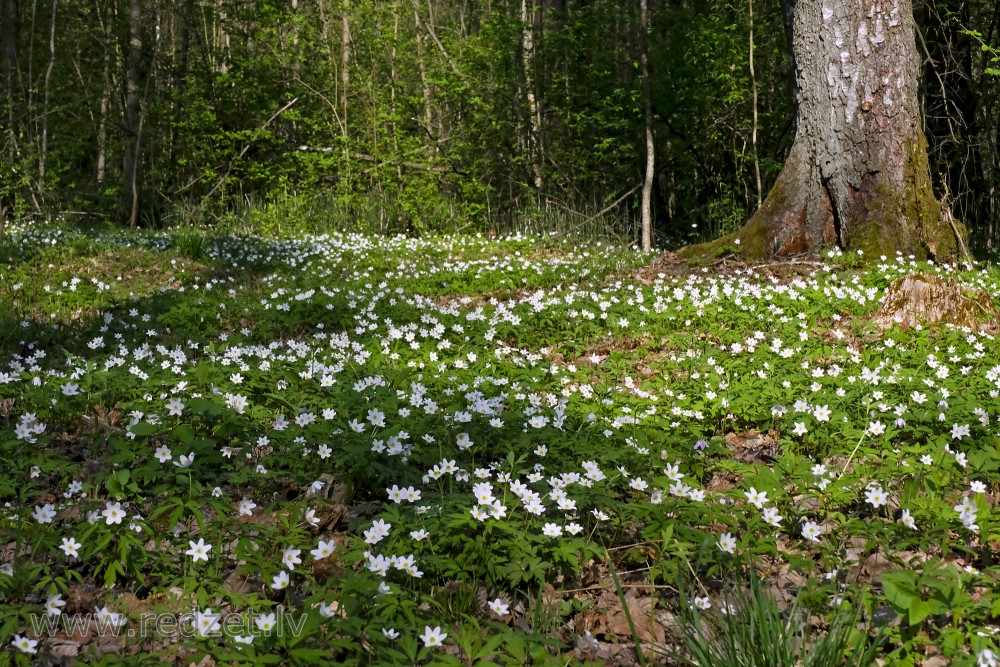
<box><xmin>679</xmin><ymin>0</ymin><xmax>966</xmax><ymax>266</ymax></box>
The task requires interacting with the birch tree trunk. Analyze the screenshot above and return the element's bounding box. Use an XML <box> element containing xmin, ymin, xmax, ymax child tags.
<box><xmin>216</xmin><ymin>3</ymin><xmax>228</xmax><ymax>75</ymax></box>
<box><xmin>95</xmin><ymin>2</ymin><xmax>114</xmax><ymax>186</ymax></box>
<box><xmin>734</xmin><ymin>0</ymin><xmax>964</xmax><ymax>261</ymax></box>
<box><xmin>520</xmin><ymin>0</ymin><xmax>542</xmax><ymax>190</ymax></box>
<box><xmin>639</xmin><ymin>0</ymin><xmax>654</xmax><ymax>252</ymax></box>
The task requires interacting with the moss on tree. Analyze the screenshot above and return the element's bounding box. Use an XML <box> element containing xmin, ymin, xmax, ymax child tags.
<box><xmin>846</xmin><ymin>218</ymin><xmax>901</xmax><ymax>259</ymax></box>
<box><xmin>676</xmin><ymin>218</ymin><xmax>771</xmax><ymax>265</ymax></box>
<box><xmin>678</xmin><ymin>131</ymin><xmax>966</xmax><ymax>266</ymax></box>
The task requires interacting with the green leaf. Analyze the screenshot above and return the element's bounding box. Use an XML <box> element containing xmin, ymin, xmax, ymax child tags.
<box><xmin>129</xmin><ymin>421</ymin><xmax>158</xmax><ymax>436</ymax></box>
<box><xmin>881</xmin><ymin>571</ymin><xmax>919</xmax><ymax>613</ymax></box>
<box><xmin>190</xmin><ymin>397</ymin><xmax>222</xmax><ymax>416</ymax></box>
<box><xmin>265</xmin><ymin>392</ymin><xmax>298</xmax><ymax>412</ymax></box>
<box><xmin>289</xmin><ymin>648</ymin><xmax>333</xmax><ymax>665</ymax></box>
<box><xmin>907</xmin><ymin>599</ymin><xmax>933</xmax><ymax>625</ymax></box>
<box><xmin>174</xmin><ymin>424</ymin><xmax>195</xmax><ymax>443</ymax></box>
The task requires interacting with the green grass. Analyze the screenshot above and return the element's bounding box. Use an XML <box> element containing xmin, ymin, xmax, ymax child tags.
<box><xmin>674</xmin><ymin>574</ymin><xmax>885</xmax><ymax>667</ymax></box>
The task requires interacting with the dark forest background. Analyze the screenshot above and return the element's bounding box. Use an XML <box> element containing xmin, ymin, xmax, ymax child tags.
<box><xmin>1</xmin><ymin>0</ymin><xmax>999</xmax><ymax>250</ymax></box>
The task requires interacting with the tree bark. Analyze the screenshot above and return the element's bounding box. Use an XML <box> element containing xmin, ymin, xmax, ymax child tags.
<box><xmin>639</xmin><ymin>0</ymin><xmax>653</xmax><ymax>251</ymax></box>
<box><xmin>95</xmin><ymin>0</ymin><xmax>114</xmax><ymax>186</ymax></box>
<box><xmin>123</xmin><ymin>0</ymin><xmax>142</xmax><ymax>226</ymax></box>
<box><xmin>413</xmin><ymin>6</ymin><xmax>433</xmax><ymax>154</ymax></box>
<box><xmin>290</xmin><ymin>0</ymin><xmax>300</xmax><ymax>77</ymax></box>
<box><xmin>37</xmin><ymin>0</ymin><xmax>55</xmax><ymax>183</ymax></box>
<box><xmin>0</xmin><ymin>0</ymin><xmax>14</xmax><ymax>65</ymax></box>
<box><xmin>748</xmin><ymin>0</ymin><xmax>762</xmax><ymax>209</ymax></box>
<box><xmin>26</xmin><ymin>0</ymin><xmax>35</xmax><ymax>144</ymax></box>
<box><xmin>341</xmin><ymin>0</ymin><xmax>351</xmax><ymax>177</ymax></box>
<box><xmin>0</xmin><ymin>0</ymin><xmax>14</xmax><ymax>232</ymax></box>
<box><xmin>216</xmin><ymin>1</ymin><xmax>228</xmax><ymax>75</ymax></box>
<box><xmin>315</xmin><ymin>0</ymin><xmax>346</xmax><ymax>139</ymax></box>
<box><xmin>168</xmin><ymin>0</ymin><xmax>193</xmax><ymax>175</ymax></box>
<box><xmin>730</xmin><ymin>0</ymin><xmax>964</xmax><ymax>261</ymax></box>
<box><xmin>2</xmin><ymin>0</ymin><xmax>18</xmax><ymax>168</ymax></box>
<box><xmin>520</xmin><ymin>0</ymin><xmax>542</xmax><ymax>190</ymax></box>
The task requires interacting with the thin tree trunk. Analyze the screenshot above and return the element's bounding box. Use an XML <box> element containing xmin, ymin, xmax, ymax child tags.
<box><xmin>290</xmin><ymin>0</ymin><xmax>300</xmax><ymax>77</ymax></box>
<box><xmin>168</xmin><ymin>0</ymin><xmax>192</xmax><ymax>174</ymax></box>
<box><xmin>315</xmin><ymin>0</ymin><xmax>346</xmax><ymax>139</ymax></box>
<box><xmin>520</xmin><ymin>0</ymin><xmax>542</xmax><ymax>189</ymax></box>
<box><xmin>411</xmin><ymin>0</ymin><xmax>468</xmax><ymax>85</ymax></box>
<box><xmin>639</xmin><ymin>0</ymin><xmax>653</xmax><ymax>251</ymax></box>
<box><xmin>37</xmin><ymin>0</ymin><xmax>55</xmax><ymax>182</ymax></box>
<box><xmin>0</xmin><ymin>0</ymin><xmax>14</xmax><ymax>66</ymax></box>
<box><xmin>22</xmin><ymin>0</ymin><xmax>39</xmax><ymax>211</ymax></box>
<box><xmin>748</xmin><ymin>0</ymin><xmax>762</xmax><ymax>209</ymax></box>
<box><xmin>413</xmin><ymin>6</ymin><xmax>433</xmax><ymax>152</ymax></box>
<box><xmin>390</xmin><ymin>7</ymin><xmax>402</xmax><ymax>181</ymax></box>
<box><xmin>95</xmin><ymin>1</ymin><xmax>114</xmax><ymax>186</ymax></box>
<box><xmin>217</xmin><ymin>2</ymin><xmax>228</xmax><ymax>75</ymax></box>
<box><xmin>26</xmin><ymin>0</ymin><xmax>34</xmax><ymax>144</ymax></box>
<box><xmin>2</xmin><ymin>0</ymin><xmax>18</xmax><ymax>172</ymax></box>
<box><xmin>340</xmin><ymin>0</ymin><xmax>351</xmax><ymax>177</ymax></box>
<box><xmin>123</xmin><ymin>0</ymin><xmax>142</xmax><ymax>226</ymax></box>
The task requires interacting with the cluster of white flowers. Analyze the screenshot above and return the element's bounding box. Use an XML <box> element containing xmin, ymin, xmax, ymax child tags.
<box><xmin>5</xmin><ymin>230</ymin><xmax>1000</xmax><ymax>659</ymax></box>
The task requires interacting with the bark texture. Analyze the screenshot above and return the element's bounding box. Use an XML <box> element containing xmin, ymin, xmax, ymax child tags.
<box><xmin>123</xmin><ymin>0</ymin><xmax>142</xmax><ymax>226</ymax></box>
<box><xmin>1</xmin><ymin>0</ymin><xmax>15</xmax><ymax>67</ymax></box>
<box><xmin>873</xmin><ymin>273</ymin><xmax>995</xmax><ymax>331</ymax></box>
<box><xmin>521</xmin><ymin>0</ymin><xmax>543</xmax><ymax>189</ymax></box>
<box><xmin>639</xmin><ymin>0</ymin><xmax>654</xmax><ymax>251</ymax></box>
<box><xmin>737</xmin><ymin>0</ymin><xmax>964</xmax><ymax>261</ymax></box>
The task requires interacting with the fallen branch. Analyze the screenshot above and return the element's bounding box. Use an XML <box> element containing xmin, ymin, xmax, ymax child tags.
<box><xmin>941</xmin><ymin>183</ymin><xmax>974</xmax><ymax>265</ymax></box>
<box><xmin>549</xmin><ymin>183</ymin><xmax>642</xmax><ymax>237</ymax></box>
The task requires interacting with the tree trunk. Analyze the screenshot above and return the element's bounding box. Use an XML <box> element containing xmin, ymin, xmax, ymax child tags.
<box><xmin>316</xmin><ymin>0</ymin><xmax>346</xmax><ymax>139</ymax></box>
<box><xmin>95</xmin><ymin>1</ymin><xmax>114</xmax><ymax>186</ymax></box>
<box><xmin>2</xmin><ymin>0</ymin><xmax>17</xmax><ymax>170</ymax></box>
<box><xmin>216</xmin><ymin>2</ymin><xmax>228</xmax><ymax>75</ymax></box>
<box><xmin>390</xmin><ymin>7</ymin><xmax>403</xmax><ymax>182</ymax></box>
<box><xmin>290</xmin><ymin>0</ymin><xmax>300</xmax><ymax>77</ymax></box>
<box><xmin>733</xmin><ymin>0</ymin><xmax>964</xmax><ymax>261</ymax></box>
<box><xmin>168</xmin><ymin>0</ymin><xmax>192</xmax><ymax>175</ymax></box>
<box><xmin>748</xmin><ymin>0</ymin><xmax>762</xmax><ymax>209</ymax></box>
<box><xmin>0</xmin><ymin>0</ymin><xmax>14</xmax><ymax>67</ymax></box>
<box><xmin>123</xmin><ymin>0</ymin><xmax>142</xmax><ymax>226</ymax></box>
<box><xmin>341</xmin><ymin>0</ymin><xmax>351</xmax><ymax>177</ymax></box>
<box><xmin>639</xmin><ymin>0</ymin><xmax>653</xmax><ymax>251</ymax></box>
<box><xmin>520</xmin><ymin>0</ymin><xmax>542</xmax><ymax>190</ymax></box>
<box><xmin>413</xmin><ymin>6</ymin><xmax>433</xmax><ymax>154</ymax></box>
<box><xmin>37</xmin><ymin>0</ymin><xmax>55</xmax><ymax>183</ymax></box>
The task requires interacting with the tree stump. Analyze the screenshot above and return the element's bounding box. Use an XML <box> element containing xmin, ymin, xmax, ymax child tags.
<box><xmin>872</xmin><ymin>272</ymin><xmax>996</xmax><ymax>332</ymax></box>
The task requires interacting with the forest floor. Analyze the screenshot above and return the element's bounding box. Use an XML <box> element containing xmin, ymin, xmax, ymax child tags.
<box><xmin>1</xmin><ymin>224</ymin><xmax>999</xmax><ymax>667</ymax></box>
